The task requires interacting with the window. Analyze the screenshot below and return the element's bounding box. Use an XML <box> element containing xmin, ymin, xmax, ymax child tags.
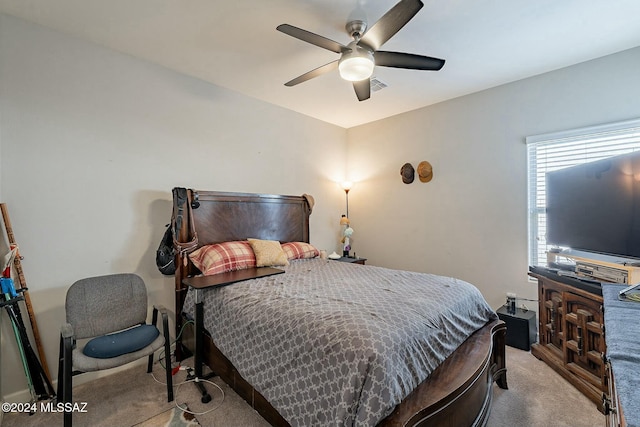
<box><xmin>526</xmin><ymin>118</ymin><xmax>640</xmax><ymax>266</ymax></box>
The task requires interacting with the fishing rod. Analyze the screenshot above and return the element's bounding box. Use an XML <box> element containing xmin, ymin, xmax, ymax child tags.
<box><xmin>0</xmin><ymin>278</ymin><xmax>55</xmax><ymax>403</ymax></box>
<box><xmin>0</xmin><ymin>289</ymin><xmax>36</xmax><ymax>403</ymax></box>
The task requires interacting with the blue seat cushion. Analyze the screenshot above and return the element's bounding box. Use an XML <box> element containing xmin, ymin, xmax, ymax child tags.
<box><xmin>83</xmin><ymin>324</ymin><xmax>159</xmax><ymax>359</ymax></box>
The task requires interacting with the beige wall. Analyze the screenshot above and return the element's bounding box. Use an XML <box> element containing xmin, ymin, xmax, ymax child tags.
<box><xmin>348</xmin><ymin>46</ymin><xmax>640</xmax><ymax>311</ymax></box>
<box><xmin>0</xmin><ymin>14</ymin><xmax>346</xmax><ymax>399</ymax></box>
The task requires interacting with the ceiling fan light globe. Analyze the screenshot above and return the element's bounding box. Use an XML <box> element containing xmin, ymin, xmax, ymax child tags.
<box><xmin>339</xmin><ymin>53</ymin><xmax>374</xmax><ymax>82</ymax></box>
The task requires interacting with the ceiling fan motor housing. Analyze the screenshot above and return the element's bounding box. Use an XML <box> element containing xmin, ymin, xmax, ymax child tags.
<box><xmin>346</xmin><ymin>20</ymin><xmax>367</xmax><ymax>40</ymax></box>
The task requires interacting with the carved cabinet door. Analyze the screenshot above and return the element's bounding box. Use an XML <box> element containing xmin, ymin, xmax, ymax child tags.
<box><xmin>539</xmin><ymin>281</ymin><xmax>565</xmax><ymax>356</ymax></box>
<box><xmin>563</xmin><ymin>292</ymin><xmax>606</xmax><ymax>392</ymax></box>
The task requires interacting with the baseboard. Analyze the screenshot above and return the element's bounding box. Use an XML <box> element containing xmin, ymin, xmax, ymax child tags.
<box><xmin>2</xmin><ymin>358</ymin><xmax>148</xmax><ymax>403</ymax></box>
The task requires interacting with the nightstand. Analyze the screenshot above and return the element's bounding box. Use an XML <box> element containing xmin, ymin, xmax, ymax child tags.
<box><xmin>332</xmin><ymin>256</ymin><xmax>367</xmax><ymax>265</ymax></box>
<box><xmin>496</xmin><ymin>305</ymin><xmax>537</xmax><ymax>350</ymax></box>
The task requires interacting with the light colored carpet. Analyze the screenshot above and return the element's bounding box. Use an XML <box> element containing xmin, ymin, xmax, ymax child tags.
<box><xmin>132</xmin><ymin>405</ymin><xmax>201</xmax><ymax>426</ymax></box>
<box><xmin>2</xmin><ymin>347</ymin><xmax>604</xmax><ymax>426</ymax></box>
<box><xmin>490</xmin><ymin>347</ymin><xmax>604</xmax><ymax>426</ymax></box>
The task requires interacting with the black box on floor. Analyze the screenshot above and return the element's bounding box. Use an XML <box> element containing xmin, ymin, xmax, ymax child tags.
<box><xmin>496</xmin><ymin>305</ymin><xmax>537</xmax><ymax>350</ymax></box>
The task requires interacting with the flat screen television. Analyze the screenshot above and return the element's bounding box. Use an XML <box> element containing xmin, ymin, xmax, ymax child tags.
<box><xmin>546</xmin><ymin>150</ymin><xmax>640</xmax><ymax>260</ymax></box>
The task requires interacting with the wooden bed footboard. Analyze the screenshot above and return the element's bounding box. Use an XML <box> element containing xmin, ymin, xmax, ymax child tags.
<box><xmin>381</xmin><ymin>319</ymin><xmax>507</xmax><ymax>427</ymax></box>
<box><xmin>182</xmin><ymin>317</ymin><xmax>507</xmax><ymax>427</ymax></box>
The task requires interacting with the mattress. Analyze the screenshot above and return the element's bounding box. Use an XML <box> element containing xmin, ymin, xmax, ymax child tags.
<box><xmin>182</xmin><ymin>258</ymin><xmax>497</xmax><ymax>427</ymax></box>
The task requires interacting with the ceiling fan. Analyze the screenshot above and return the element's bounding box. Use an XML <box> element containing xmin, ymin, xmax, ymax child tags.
<box><xmin>276</xmin><ymin>0</ymin><xmax>445</xmax><ymax>101</ymax></box>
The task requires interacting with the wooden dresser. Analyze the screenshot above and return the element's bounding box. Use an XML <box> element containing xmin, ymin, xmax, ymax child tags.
<box><xmin>529</xmin><ymin>271</ymin><xmax>607</xmax><ymax>412</ymax></box>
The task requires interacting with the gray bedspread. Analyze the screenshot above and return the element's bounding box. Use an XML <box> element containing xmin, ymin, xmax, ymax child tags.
<box><xmin>602</xmin><ymin>283</ymin><xmax>640</xmax><ymax>427</ymax></box>
<box><xmin>182</xmin><ymin>258</ymin><xmax>497</xmax><ymax>427</ymax></box>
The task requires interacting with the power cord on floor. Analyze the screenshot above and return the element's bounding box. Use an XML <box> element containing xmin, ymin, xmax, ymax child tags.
<box><xmin>149</xmin><ymin>365</ymin><xmax>225</xmax><ymax>416</ymax></box>
<box><xmin>148</xmin><ymin>320</ymin><xmax>225</xmax><ymax>417</ymax></box>
<box><xmin>150</xmin><ymin>365</ymin><xmax>192</xmax><ymax>388</ymax></box>
<box><xmin>158</xmin><ymin>319</ymin><xmax>195</xmax><ymax>371</ymax></box>
<box><xmin>174</xmin><ymin>366</ymin><xmax>225</xmax><ymax>416</ymax></box>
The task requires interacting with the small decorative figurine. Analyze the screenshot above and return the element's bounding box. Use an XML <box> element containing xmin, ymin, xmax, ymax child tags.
<box><xmin>342</xmin><ymin>225</ymin><xmax>354</xmax><ymax>257</ymax></box>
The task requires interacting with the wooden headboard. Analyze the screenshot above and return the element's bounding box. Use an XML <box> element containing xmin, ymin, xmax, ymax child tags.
<box><xmin>172</xmin><ymin>189</ymin><xmax>312</xmax><ymax>326</ymax></box>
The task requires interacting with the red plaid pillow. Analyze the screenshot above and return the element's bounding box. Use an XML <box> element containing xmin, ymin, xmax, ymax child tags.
<box><xmin>189</xmin><ymin>241</ymin><xmax>256</xmax><ymax>276</ymax></box>
<box><xmin>281</xmin><ymin>242</ymin><xmax>320</xmax><ymax>260</ymax></box>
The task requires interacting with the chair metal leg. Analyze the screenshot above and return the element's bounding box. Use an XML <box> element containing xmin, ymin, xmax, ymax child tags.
<box><xmin>147</xmin><ymin>308</ymin><xmax>158</xmax><ymax>374</ymax></box>
<box><xmin>146</xmin><ymin>354</ymin><xmax>154</xmax><ymax>374</ymax></box>
<box><xmin>57</xmin><ymin>335</ymin><xmax>64</xmax><ymax>400</ymax></box>
<box><xmin>61</xmin><ymin>335</ymin><xmax>73</xmax><ymax>427</ymax></box>
<box><xmin>161</xmin><ymin>309</ymin><xmax>173</xmax><ymax>402</ymax></box>
<box><xmin>151</xmin><ymin>306</ymin><xmax>174</xmax><ymax>402</ymax></box>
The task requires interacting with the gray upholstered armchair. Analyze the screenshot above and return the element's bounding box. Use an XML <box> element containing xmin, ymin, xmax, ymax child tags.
<box><xmin>57</xmin><ymin>273</ymin><xmax>173</xmax><ymax>426</ymax></box>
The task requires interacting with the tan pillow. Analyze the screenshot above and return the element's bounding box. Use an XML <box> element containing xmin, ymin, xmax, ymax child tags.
<box><xmin>247</xmin><ymin>239</ymin><xmax>289</xmax><ymax>267</ymax></box>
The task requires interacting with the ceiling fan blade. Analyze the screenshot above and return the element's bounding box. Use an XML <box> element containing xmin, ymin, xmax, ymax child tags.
<box><xmin>375</xmin><ymin>51</ymin><xmax>445</xmax><ymax>70</ymax></box>
<box><xmin>353</xmin><ymin>79</ymin><xmax>371</xmax><ymax>101</ymax></box>
<box><xmin>277</xmin><ymin>24</ymin><xmax>350</xmax><ymax>54</ymax></box>
<box><xmin>284</xmin><ymin>60</ymin><xmax>339</xmax><ymax>87</ymax></box>
<box><xmin>359</xmin><ymin>0</ymin><xmax>424</xmax><ymax>51</ymax></box>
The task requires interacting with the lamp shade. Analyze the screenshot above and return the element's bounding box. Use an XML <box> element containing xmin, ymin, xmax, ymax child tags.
<box><xmin>339</xmin><ymin>45</ymin><xmax>374</xmax><ymax>81</ymax></box>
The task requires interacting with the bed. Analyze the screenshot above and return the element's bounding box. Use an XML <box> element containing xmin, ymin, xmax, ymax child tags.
<box><xmin>172</xmin><ymin>189</ymin><xmax>507</xmax><ymax>427</ymax></box>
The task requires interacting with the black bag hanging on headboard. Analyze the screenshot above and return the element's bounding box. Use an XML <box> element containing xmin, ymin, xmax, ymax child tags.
<box><xmin>156</xmin><ymin>225</ymin><xmax>176</xmax><ymax>275</ymax></box>
<box><xmin>155</xmin><ymin>187</ymin><xmax>198</xmax><ymax>275</ymax></box>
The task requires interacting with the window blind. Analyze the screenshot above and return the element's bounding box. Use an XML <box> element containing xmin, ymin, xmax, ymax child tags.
<box><xmin>526</xmin><ymin>118</ymin><xmax>640</xmax><ymax>266</ymax></box>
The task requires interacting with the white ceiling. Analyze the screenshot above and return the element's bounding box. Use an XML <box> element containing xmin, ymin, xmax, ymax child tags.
<box><xmin>2</xmin><ymin>0</ymin><xmax>640</xmax><ymax>128</ymax></box>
